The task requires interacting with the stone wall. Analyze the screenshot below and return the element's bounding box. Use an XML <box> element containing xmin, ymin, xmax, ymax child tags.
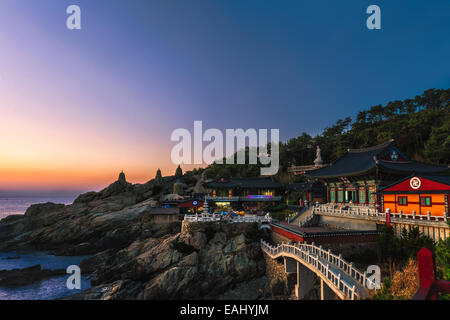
<box><xmin>263</xmin><ymin>253</ymin><xmax>296</xmax><ymax>299</ymax></box>
<box><xmin>317</xmin><ymin>241</ymin><xmax>378</xmax><ymax>259</ymax></box>
<box><xmin>319</xmin><ymin>215</ymin><xmax>378</xmax><ymax>230</ymax></box>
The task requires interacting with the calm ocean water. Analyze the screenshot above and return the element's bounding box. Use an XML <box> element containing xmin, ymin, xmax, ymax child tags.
<box><xmin>0</xmin><ymin>197</ymin><xmax>91</xmax><ymax>300</ymax></box>
<box><xmin>0</xmin><ymin>251</ymin><xmax>91</xmax><ymax>300</ymax></box>
<box><xmin>0</xmin><ymin>197</ymin><xmax>76</xmax><ymax>220</ymax></box>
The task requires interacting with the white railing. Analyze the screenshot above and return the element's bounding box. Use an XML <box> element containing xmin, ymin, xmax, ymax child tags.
<box><xmin>299</xmin><ymin>213</ymin><xmax>315</xmax><ymax>227</ymax></box>
<box><xmin>261</xmin><ymin>240</ymin><xmax>377</xmax><ymax>300</ymax></box>
<box><xmin>184</xmin><ymin>213</ymin><xmax>222</xmax><ymax>222</ymax></box>
<box><xmin>184</xmin><ymin>213</ymin><xmax>272</xmax><ymax>223</ymax></box>
<box><xmin>204</xmin><ymin>196</ymin><xmax>283</xmax><ymax>202</ymax></box>
<box><xmin>313</xmin><ymin>204</ymin><xmax>448</xmax><ymax>223</ymax></box>
<box><xmin>204</xmin><ymin>196</ymin><xmax>240</xmax><ymax>202</ymax></box>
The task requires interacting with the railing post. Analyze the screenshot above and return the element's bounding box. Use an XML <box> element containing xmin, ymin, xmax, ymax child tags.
<box><xmin>362</xmin><ymin>271</ymin><xmax>367</xmax><ymax>288</ymax></box>
<box><xmin>350</xmin><ymin>285</ymin><xmax>356</xmax><ymax>300</ymax></box>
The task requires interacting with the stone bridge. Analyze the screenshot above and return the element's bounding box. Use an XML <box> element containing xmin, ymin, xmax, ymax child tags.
<box><xmin>261</xmin><ymin>240</ymin><xmax>376</xmax><ymax>300</ymax></box>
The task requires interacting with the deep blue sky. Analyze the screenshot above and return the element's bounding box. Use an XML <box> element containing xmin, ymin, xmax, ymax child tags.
<box><xmin>75</xmin><ymin>0</ymin><xmax>450</xmax><ymax>138</ymax></box>
<box><xmin>0</xmin><ymin>0</ymin><xmax>449</xmax><ymax>191</ymax></box>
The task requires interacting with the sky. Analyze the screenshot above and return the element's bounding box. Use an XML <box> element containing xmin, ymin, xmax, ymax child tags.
<box><xmin>0</xmin><ymin>0</ymin><xmax>449</xmax><ymax>194</ymax></box>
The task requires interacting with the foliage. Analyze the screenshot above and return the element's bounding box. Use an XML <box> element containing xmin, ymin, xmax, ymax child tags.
<box><xmin>435</xmin><ymin>237</ymin><xmax>450</xmax><ymax>281</ymax></box>
<box><xmin>244</xmin><ymin>222</ymin><xmax>263</xmax><ymax>244</ymax></box>
<box><xmin>372</xmin><ymin>260</ymin><xmax>419</xmax><ymax>300</ymax></box>
<box><xmin>269</xmin><ymin>210</ymin><xmax>291</xmax><ymax>222</ymax></box>
<box><xmin>266</xmin><ymin>203</ymin><xmax>287</xmax><ymax>212</ymax></box>
<box><xmin>377</xmin><ymin>225</ymin><xmax>434</xmax><ymax>264</ymax></box>
<box><xmin>203</xmin><ymin>88</ymin><xmax>449</xmax><ymax>180</ymax></box>
<box><xmin>377</xmin><ymin>225</ymin><xmax>399</xmax><ymax>263</ymax></box>
<box><xmin>371</xmin><ymin>277</ymin><xmax>393</xmax><ymax>300</ymax></box>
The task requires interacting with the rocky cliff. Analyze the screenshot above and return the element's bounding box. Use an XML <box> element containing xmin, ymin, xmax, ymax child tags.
<box><xmin>68</xmin><ymin>222</ymin><xmax>269</xmax><ymax>300</ymax></box>
<box><xmin>0</xmin><ymin>175</ymin><xmax>179</xmax><ymax>254</ymax></box>
<box><xmin>0</xmin><ymin>174</ymin><xmax>287</xmax><ymax>300</ymax></box>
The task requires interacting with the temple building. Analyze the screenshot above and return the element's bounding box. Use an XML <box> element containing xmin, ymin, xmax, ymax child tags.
<box><xmin>204</xmin><ymin>176</ymin><xmax>282</xmax><ymax>212</ymax></box>
<box><xmin>285</xmin><ymin>181</ymin><xmax>326</xmax><ymax>205</ymax></box>
<box><xmin>306</xmin><ymin>139</ymin><xmax>450</xmax><ymax>207</ymax></box>
<box><xmin>379</xmin><ymin>174</ymin><xmax>450</xmax><ymax>217</ymax></box>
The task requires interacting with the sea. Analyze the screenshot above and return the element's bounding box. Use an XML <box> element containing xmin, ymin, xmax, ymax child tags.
<box><xmin>0</xmin><ymin>252</ymin><xmax>91</xmax><ymax>300</ymax></box>
<box><xmin>0</xmin><ymin>196</ymin><xmax>76</xmax><ymax>220</ymax></box>
<box><xmin>0</xmin><ymin>196</ymin><xmax>91</xmax><ymax>300</ymax></box>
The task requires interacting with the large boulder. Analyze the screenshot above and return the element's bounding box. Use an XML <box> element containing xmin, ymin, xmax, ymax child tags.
<box><xmin>73</xmin><ymin>222</ymin><xmax>266</xmax><ymax>300</ymax></box>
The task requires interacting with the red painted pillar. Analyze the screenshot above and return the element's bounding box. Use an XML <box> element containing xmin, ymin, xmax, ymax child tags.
<box><xmin>417</xmin><ymin>247</ymin><xmax>436</xmax><ymax>299</ymax></box>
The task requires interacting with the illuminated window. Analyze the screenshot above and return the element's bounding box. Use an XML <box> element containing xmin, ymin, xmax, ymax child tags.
<box><xmin>420</xmin><ymin>197</ymin><xmax>431</xmax><ymax>206</ymax></box>
<box><xmin>330</xmin><ymin>190</ymin><xmax>335</xmax><ymax>202</ymax></box>
<box><xmin>337</xmin><ymin>191</ymin><xmax>343</xmax><ymax>202</ymax></box>
<box><xmin>398</xmin><ymin>196</ymin><xmax>408</xmax><ymax>206</ymax></box>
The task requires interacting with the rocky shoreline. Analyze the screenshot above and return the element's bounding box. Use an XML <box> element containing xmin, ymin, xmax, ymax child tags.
<box><xmin>0</xmin><ymin>174</ymin><xmax>293</xmax><ymax>300</ymax></box>
<box><xmin>0</xmin><ymin>265</ymin><xmax>66</xmax><ymax>287</ymax></box>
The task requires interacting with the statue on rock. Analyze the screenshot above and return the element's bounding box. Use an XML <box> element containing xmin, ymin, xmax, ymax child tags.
<box><xmin>118</xmin><ymin>171</ymin><xmax>126</xmax><ymax>183</ymax></box>
<box><xmin>314</xmin><ymin>146</ymin><xmax>323</xmax><ymax>167</ymax></box>
<box><xmin>175</xmin><ymin>165</ymin><xmax>183</xmax><ymax>179</ymax></box>
<box><xmin>155</xmin><ymin>168</ymin><xmax>163</xmax><ymax>185</ymax></box>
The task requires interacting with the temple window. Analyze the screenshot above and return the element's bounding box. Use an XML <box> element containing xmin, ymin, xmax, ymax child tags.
<box><xmin>398</xmin><ymin>196</ymin><xmax>408</xmax><ymax>206</ymax></box>
<box><xmin>420</xmin><ymin>196</ymin><xmax>432</xmax><ymax>206</ymax></box>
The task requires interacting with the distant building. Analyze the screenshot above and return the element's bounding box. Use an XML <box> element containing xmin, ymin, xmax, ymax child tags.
<box><xmin>306</xmin><ymin>139</ymin><xmax>450</xmax><ymax>207</ymax></box>
<box><xmin>204</xmin><ymin>176</ymin><xmax>282</xmax><ymax>211</ymax></box>
<box><xmin>145</xmin><ymin>207</ymin><xmax>181</xmax><ymax>223</ymax></box>
<box><xmin>286</xmin><ymin>181</ymin><xmax>326</xmax><ymax>205</ymax></box>
<box><xmin>177</xmin><ymin>199</ymin><xmax>204</xmax><ymax>214</ymax></box>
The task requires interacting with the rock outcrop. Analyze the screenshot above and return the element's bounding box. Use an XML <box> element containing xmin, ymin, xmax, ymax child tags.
<box><xmin>0</xmin><ymin>173</ymin><xmax>276</xmax><ymax>300</ymax></box>
<box><xmin>68</xmin><ymin>223</ymin><xmax>268</xmax><ymax>300</ymax></box>
<box><xmin>0</xmin><ymin>175</ymin><xmax>180</xmax><ymax>254</ymax></box>
<box><xmin>0</xmin><ymin>265</ymin><xmax>66</xmax><ymax>287</ymax></box>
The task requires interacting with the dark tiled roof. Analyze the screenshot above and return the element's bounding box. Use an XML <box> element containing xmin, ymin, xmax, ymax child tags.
<box><xmin>205</xmin><ymin>177</ymin><xmax>281</xmax><ymax>189</ymax></box>
<box><xmin>426</xmin><ymin>175</ymin><xmax>450</xmax><ymax>185</ymax></box>
<box><xmin>378</xmin><ymin>160</ymin><xmax>449</xmax><ymax>174</ymax></box>
<box><xmin>306</xmin><ymin>140</ymin><xmax>449</xmax><ymax>178</ymax></box>
<box><xmin>287</xmin><ymin>182</ymin><xmax>323</xmax><ymax>192</ymax></box>
<box><xmin>306</xmin><ymin>140</ymin><xmax>395</xmax><ymax>178</ymax></box>
<box><xmin>287</xmin><ymin>182</ymin><xmax>314</xmax><ymax>192</ymax></box>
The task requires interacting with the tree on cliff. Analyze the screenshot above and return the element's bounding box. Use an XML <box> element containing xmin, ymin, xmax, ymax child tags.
<box><xmin>205</xmin><ymin>88</ymin><xmax>449</xmax><ymax>179</ymax></box>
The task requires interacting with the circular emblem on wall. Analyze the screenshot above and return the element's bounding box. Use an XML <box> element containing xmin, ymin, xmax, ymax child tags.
<box><xmin>390</xmin><ymin>151</ymin><xmax>399</xmax><ymax>161</ymax></box>
<box><xmin>410</xmin><ymin>177</ymin><xmax>421</xmax><ymax>190</ymax></box>
<box><xmin>193</xmin><ymin>201</ymin><xmax>198</xmax><ymax>206</ymax></box>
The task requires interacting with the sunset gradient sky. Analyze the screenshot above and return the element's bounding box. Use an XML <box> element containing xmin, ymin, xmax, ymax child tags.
<box><xmin>0</xmin><ymin>0</ymin><xmax>449</xmax><ymax>194</ymax></box>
